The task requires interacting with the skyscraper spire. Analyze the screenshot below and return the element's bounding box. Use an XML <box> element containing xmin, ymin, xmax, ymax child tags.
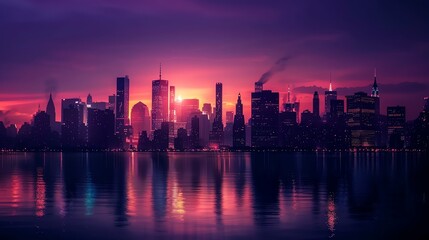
<box><xmin>287</xmin><ymin>86</ymin><xmax>291</xmax><ymax>103</ymax></box>
<box><xmin>329</xmin><ymin>72</ymin><xmax>333</xmax><ymax>91</ymax></box>
<box><xmin>371</xmin><ymin>68</ymin><xmax>379</xmax><ymax>97</ymax></box>
<box><xmin>159</xmin><ymin>63</ymin><xmax>162</xmax><ymax>80</ymax></box>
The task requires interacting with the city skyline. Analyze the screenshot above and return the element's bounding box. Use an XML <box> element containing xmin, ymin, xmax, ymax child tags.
<box><xmin>1</xmin><ymin>0</ymin><xmax>429</xmax><ymax>127</ymax></box>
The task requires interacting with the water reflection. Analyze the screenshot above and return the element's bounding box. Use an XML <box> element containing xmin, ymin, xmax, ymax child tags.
<box><xmin>0</xmin><ymin>152</ymin><xmax>428</xmax><ymax>239</ymax></box>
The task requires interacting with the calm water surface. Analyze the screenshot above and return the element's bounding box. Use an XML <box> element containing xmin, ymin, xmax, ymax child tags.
<box><xmin>0</xmin><ymin>152</ymin><xmax>428</xmax><ymax>239</ymax></box>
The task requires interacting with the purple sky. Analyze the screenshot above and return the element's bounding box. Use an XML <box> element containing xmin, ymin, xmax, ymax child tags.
<box><xmin>1</xmin><ymin>0</ymin><xmax>428</xmax><ymax>126</ymax></box>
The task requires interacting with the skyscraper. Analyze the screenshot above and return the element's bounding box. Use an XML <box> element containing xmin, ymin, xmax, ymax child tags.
<box><xmin>233</xmin><ymin>93</ymin><xmax>245</xmax><ymax>148</ymax></box>
<box><xmin>87</xmin><ymin>93</ymin><xmax>93</xmax><ymax>105</ymax></box>
<box><xmin>87</xmin><ymin>108</ymin><xmax>114</xmax><ymax>149</ymax></box>
<box><xmin>210</xmin><ymin>82</ymin><xmax>224</xmax><ymax>146</ymax></box>
<box><xmin>131</xmin><ymin>102</ymin><xmax>151</xmax><ymax>145</ymax></box>
<box><xmin>46</xmin><ymin>93</ymin><xmax>56</xmax><ymax>127</ymax></box>
<box><xmin>32</xmin><ymin>111</ymin><xmax>51</xmax><ymax>149</ymax></box>
<box><xmin>151</xmin><ymin>67</ymin><xmax>169</xmax><ymax>131</ymax></box>
<box><xmin>181</xmin><ymin>98</ymin><xmax>199</xmax><ymax>125</ymax></box>
<box><xmin>371</xmin><ymin>69</ymin><xmax>379</xmax><ymax>97</ymax></box>
<box><xmin>170</xmin><ymin>86</ymin><xmax>176</xmax><ymax>122</ymax></box>
<box><xmin>325</xmin><ymin>78</ymin><xmax>337</xmax><ymax>117</ymax></box>
<box><xmin>313</xmin><ymin>91</ymin><xmax>320</xmax><ymax>118</ymax></box>
<box><xmin>346</xmin><ymin>92</ymin><xmax>377</xmax><ymax>147</ymax></box>
<box><xmin>190</xmin><ymin>115</ymin><xmax>200</xmax><ymax>149</ymax></box>
<box><xmin>251</xmin><ymin>84</ymin><xmax>279</xmax><ymax>148</ymax></box>
<box><xmin>387</xmin><ymin>106</ymin><xmax>406</xmax><ymax>148</ymax></box>
<box><xmin>116</xmin><ymin>76</ymin><xmax>130</xmax><ymax>135</ymax></box>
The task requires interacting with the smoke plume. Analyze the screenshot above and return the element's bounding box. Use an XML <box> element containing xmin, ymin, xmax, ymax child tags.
<box><xmin>257</xmin><ymin>56</ymin><xmax>291</xmax><ymax>84</ymax></box>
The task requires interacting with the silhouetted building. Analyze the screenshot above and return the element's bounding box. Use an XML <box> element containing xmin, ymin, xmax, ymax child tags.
<box><xmin>62</xmin><ymin>105</ymin><xmax>80</xmax><ymax>149</ymax></box>
<box><xmin>210</xmin><ymin>83</ymin><xmax>224</xmax><ymax>146</ymax></box>
<box><xmin>46</xmin><ymin>93</ymin><xmax>56</xmax><ymax>127</ymax></box>
<box><xmin>313</xmin><ymin>91</ymin><xmax>320</xmax><ymax>118</ymax></box>
<box><xmin>32</xmin><ymin>111</ymin><xmax>51</xmax><ymax>149</ymax></box>
<box><xmin>190</xmin><ymin>115</ymin><xmax>200</xmax><ymax>149</ymax></box>
<box><xmin>170</xmin><ymin>86</ymin><xmax>176</xmax><ymax>122</ymax></box>
<box><xmin>116</xmin><ymin>76</ymin><xmax>130</xmax><ymax>144</ymax></box>
<box><xmin>87</xmin><ymin>108</ymin><xmax>115</xmax><ymax>149</ymax></box>
<box><xmin>108</xmin><ymin>94</ymin><xmax>116</xmax><ymax>112</ymax></box>
<box><xmin>346</xmin><ymin>92</ymin><xmax>377</xmax><ymax>147</ymax></box>
<box><xmin>161</xmin><ymin>122</ymin><xmax>175</xmax><ymax>149</ymax></box>
<box><xmin>137</xmin><ymin>131</ymin><xmax>151</xmax><ymax>151</ymax></box>
<box><xmin>251</xmin><ymin>86</ymin><xmax>279</xmax><ymax>148</ymax></box>
<box><xmin>283</xmin><ymin>87</ymin><xmax>300</xmax><ymax>123</ymax></box>
<box><xmin>174</xmin><ymin>128</ymin><xmax>188</xmax><ymax>150</ymax></box>
<box><xmin>330</xmin><ymin>99</ymin><xmax>345</xmax><ymax>120</ymax></box>
<box><xmin>387</xmin><ymin>106</ymin><xmax>406</xmax><ymax>148</ymax></box>
<box><xmin>226</xmin><ymin>111</ymin><xmax>234</xmax><ymax>124</ymax></box>
<box><xmin>233</xmin><ymin>93</ymin><xmax>246</xmax><ymax>148</ymax></box>
<box><xmin>181</xmin><ymin>99</ymin><xmax>199</xmax><ymax>128</ymax></box>
<box><xmin>279</xmin><ymin>111</ymin><xmax>298</xmax><ymax>148</ymax></box>
<box><xmin>424</xmin><ymin>97</ymin><xmax>429</xmax><ymax>112</ymax></box>
<box><xmin>131</xmin><ymin>102</ymin><xmax>150</xmax><ymax>146</ymax></box>
<box><xmin>87</xmin><ymin>93</ymin><xmax>93</xmax><ymax>105</ymax></box>
<box><xmin>152</xmin><ymin>75</ymin><xmax>169</xmax><ymax>130</ymax></box>
<box><xmin>325</xmin><ymin>80</ymin><xmax>337</xmax><ymax>117</ymax></box>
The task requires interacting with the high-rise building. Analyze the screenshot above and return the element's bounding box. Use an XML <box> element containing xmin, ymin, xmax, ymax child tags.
<box><xmin>325</xmin><ymin>78</ymin><xmax>337</xmax><ymax>117</ymax></box>
<box><xmin>108</xmin><ymin>94</ymin><xmax>116</xmax><ymax>112</ymax></box>
<box><xmin>313</xmin><ymin>91</ymin><xmax>320</xmax><ymax>118</ymax></box>
<box><xmin>251</xmin><ymin>84</ymin><xmax>279</xmax><ymax>148</ymax></box>
<box><xmin>32</xmin><ymin>111</ymin><xmax>51</xmax><ymax>149</ymax></box>
<box><xmin>87</xmin><ymin>108</ymin><xmax>114</xmax><ymax>149</ymax></box>
<box><xmin>151</xmin><ymin>69</ymin><xmax>169</xmax><ymax>131</ymax></box>
<box><xmin>202</xmin><ymin>103</ymin><xmax>212</xmax><ymax>116</ymax></box>
<box><xmin>170</xmin><ymin>86</ymin><xmax>176</xmax><ymax>122</ymax></box>
<box><xmin>346</xmin><ymin>92</ymin><xmax>377</xmax><ymax>147</ymax></box>
<box><xmin>161</xmin><ymin>121</ymin><xmax>175</xmax><ymax>149</ymax></box>
<box><xmin>46</xmin><ymin>93</ymin><xmax>56</xmax><ymax>127</ymax></box>
<box><xmin>190</xmin><ymin>115</ymin><xmax>200</xmax><ymax>149</ymax></box>
<box><xmin>61</xmin><ymin>105</ymin><xmax>80</xmax><ymax>148</ymax></box>
<box><xmin>116</xmin><ymin>76</ymin><xmax>130</xmax><ymax>135</ymax></box>
<box><xmin>131</xmin><ymin>102</ymin><xmax>151</xmax><ymax>145</ymax></box>
<box><xmin>87</xmin><ymin>93</ymin><xmax>93</xmax><ymax>105</ymax></box>
<box><xmin>330</xmin><ymin>99</ymin><xmax>345</xmax><ymax>120</ymax></box>
<box><xmin>61</xmin><ymin>98</ymin><xmax>85</xmax><ymax>124</ymax></box>
<box><xmin>181</xmin><ymin>98</ymin><xmax>199</xmax><ymax>125</ymax></box>
<box><xmin>387</xmin><ymin>106</ymin><xmax>406</xmax><ymax>148</ymax></box>
<box><xmin>283</xmin><ymin>87</ymin><xmax>300</xmax><ymax>123</ymax></box>
<box><xmin>371</xmin><ymin>69</ymin><xmax>380</xmax><ymax>116</ymax></box>
<box><xmin>233</xmin><ymin>93</ymin><xmax>245</xmax><ymax>148</ymax></box>
<box><xmin>210</xmin><ymin>82</ymin><xmax>224</xmax><ymax>146</ymax></box>
<box><xmin>226</xmin><ymin>111</ymin><xmax>234</xmax><ymax>124</ymax></box>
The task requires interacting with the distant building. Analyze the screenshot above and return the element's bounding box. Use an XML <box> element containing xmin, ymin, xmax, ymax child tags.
<box><xmin>108</xmin><ymin>94</ymin><xmax>116</xmax><ymax>112</ymax></box>
<box><xmin>151</xmin><ymin>73</ymin><xmax>169</xmax><ymax>131</ymax></box>
<box><xmin>170</xmin><ymin>86</ymin><xmax>176</xmax><ymax>122</ymax></box>
<box><xmin>174</xmin><ymin>128</ymin><xmax>188</xmax><ymax>150</ymax></box>
<box><xmin>131</xmin><ymin>102</ymin><xmax>150</xmax><ymax>146</ymax></box>
<box><xmin>251</xmin><ymin>84</ymin><xmax>279</xmax><ymax>148</ymax></box>
<box><xmin>226</xmin><ymin>111</ymin><xmax>234</xmax><ymax>124</ymax></box>
<box><xmin>210</xmin><ymin>83</ymin><xmax>224</xmax><ymax>146</ymax></box>
<box><xmin>32</xmin><ymin>111</ymin><xmax>51</xmax><ymax>149</ymax></box>
<box><xmin>387</xmin><ymin>106</ymin><xmax>406</xmax><ymax>148</ymax></box>
<box><xmin>313</xmin><ymin>91</ymin><xmax>320</xmax><ymax>118</ymax></box>
<box><xmin>346</xmin><ymin>92</ymin><xmax>377</xmax><ymax>147</ymax></box>
<box><xmin>115</xmin><ymin>76</ymin><xmax>130</xmax><ymax>144</ymax></box>
<box><xmin>190</xmin><ymin>115</ymin><xmax>200</xmax><ymax>149</ymax></box>
<box><xmin>46</xmin><ymin>93</ymin><xmax>56</xmax><ymax>127</ymax></box>
<box><xmin>325</xmin><ymin>79</ymin><xmax>337</xmax><ymax>117</ymax></box>
<box><xmin>233</xmin><ymin>93</ymin><xmax>246</xmax><ymax>148</ymax></box>
<box><xmin>161</xmin><ymin>121</ymin><xmax>175</xmax><ymax>149</ymax></box>
<box><xmin>87</xmin><ymin>108</ymin><xmax>114</xmax><ymax>149</ymax></box>
<box><xmin>181</xmin><ymin>99</ymin><xmax>199</xmax><ymax>127</ymax></box>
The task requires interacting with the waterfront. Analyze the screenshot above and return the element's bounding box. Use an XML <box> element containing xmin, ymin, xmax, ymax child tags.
<box><xmin>0</xmin><ymin>152</ymin><xmax>428</xmax><ymax>239</ymax></box>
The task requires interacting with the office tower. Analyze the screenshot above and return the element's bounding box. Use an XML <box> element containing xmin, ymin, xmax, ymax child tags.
<box><xmin>190</xmin><ymin>115</ymin><xmax>200</xmax><ymax>149</ymax></box>
<box><xmin>46</xmin><ymin>93</ymin><xmax>56</xmax><ymax>127</ymax></box>
<box><xmin>61</xmin><ymin>105</ymin><xmax>80</xmax><ymax>148</ymax></box>
<box><xmin>32</xmin><ymin>111</ymin><xmax>51</xmax><ymax>149</ymax></box>
<box><xmin>226</xmin><ymin>111</ymin><xmax>234</xmax><ymax>124</ymax></box>
<box><xmin>210</xmin><ymin>82</ymin><xmax>224</xmax><ymax>146</ymax></box>
<box><xmin>202</xmin><ymin>103</ymin><xmax>212</xmax><ymax>116</ymax></box>
<box><xmin>137</xmin><ymin>131</ymin><xmax>151</xmax><ymax>151</ymax></box>
<box><xmin>371</xmin><ymin>69</ymin><xmax>380</xmax><ymax>116</ymax></box>
<box><xmin>61</xmin><ymin>98</ymin><xmax>85</xmax><ymax>124</ymax></box>
<box><xmin>313</xmin><ymin>91</ymin><xmax>320</xmax><ymax>118</ymax></box>
<box><xmin>329</xmin><ymin>99</ymin><xmax>345</xmax><ymax>120</ymax></box>
<box><xmin>283</xmin><ymin>87</ymin><xmax>300</xmax><ymax>123</ymax></box>
<box><xmin>387</xmin><ymin>106</ymin><xmax>406</xmax><ymax>148</ymax></box>
<box><xmin>251</xmin><ymin>84</ymin><xmax>279</xmax><ymax>148</ymax></box>
<box><xmin>87</xmin><ymin>93</ymin><xmax>93</xmax><ymax>105</ymax></box>
<box><xmin>325</xmin><ymin>78</ymin><xmax>337</xmax><ymax>116</ymax></box>
<box><xmin>108</xmin><ymin>94</ymin><xmax>116</xmax><ymax>112</ymax></box>
<box><xmin>160</xmin><ymin>122</ymin><xmax>174</xmax><ymax>149</ymax></box>
<box><xmin>279</xmin><ymin>111</ymin><xmax>297</xmax><ymax>148</ymax></box>
<box><xmin>151</xmin><ymin>68</ymin><xmax>169</xmax><ymax>130</ymax></box>
<box><xmin>87</xmin><ymin>108</ymin><xmax>114</xmax><ymax>149</ymax></box>
<box><xmin>301</xmin><ymin>110</ymin><xmax>315</xmax><ymax>127</ymax></box>
<box><xmin>174</xmin><ymin>128</ymin><xmax>188</xmax><ymax>150</ymax></box>
<box><xmin>233</xmin><ymin>93</ymin><xmax>246</xmax><ymax>148</ymax></box>
<box><xmin>198</xmin><ymin>113</ymin><xmax>210</xmax><ymax>147</ymax></box>
<box><xmin>346</xmin><ymin>92</ymin><xmax>377</xmax><ymax>147</ymax></box>
<box><xmin>116</xmin><ymin>76</ymin><xmax>130</xmax><ymax>134</ymax></box>
<box><xmin>170</xmin><ymin>86</ymin><xmax>176</xmax><ymax>122</ymax></box>
<box><xmin>181</xmin><ymin>98</ymin><xmax>199</xmax><ymax>124</ymax></box>
<box><xmin>131</xmin><ymin>102</ymin><xmax>151</xmax><ymax>145</ymax></box>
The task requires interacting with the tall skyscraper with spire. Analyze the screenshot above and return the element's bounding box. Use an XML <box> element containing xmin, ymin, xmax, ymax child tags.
<box><xmin>313</xmin><ymin>91</ymin><xmax>320</xmax><ymax>118</ymax></box>
<box><xmin>209</xmin><ymin>82</ymin><xmax>224</xmax><ymax>146</ymax></box>
<box><xmin>151</xmin><ymin>64</ymin><xmax>169</xmax><ymax>131</ymax></box>
<box><xmin>233</xmin><ymin>93</ymin><xmax>245</xmax><ymax>148</ymax></box>
<box><xmin>46</xmin><ymin>93</ymin><xmax>56</xmax><ymax>127</ymax></box>
<box><xmin>325</xmin><ymin>74</ymin><xmax>337</xmax><ymax>117</ymax></box>
<box><xmin>116</xmin><ymin>76</ymin><xmax>130</xmax><ymax>136</ymax></box>
<box><xmin>371</xmin><ymin>68</ymin><xmax>379</xmax><ymax>97</ymax></box>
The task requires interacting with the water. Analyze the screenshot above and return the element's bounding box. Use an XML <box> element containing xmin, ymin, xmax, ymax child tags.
<box><xmin>0</xmin><ymin>152</ymin><xmax>428</xmax><ymax>239</ymax></box>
